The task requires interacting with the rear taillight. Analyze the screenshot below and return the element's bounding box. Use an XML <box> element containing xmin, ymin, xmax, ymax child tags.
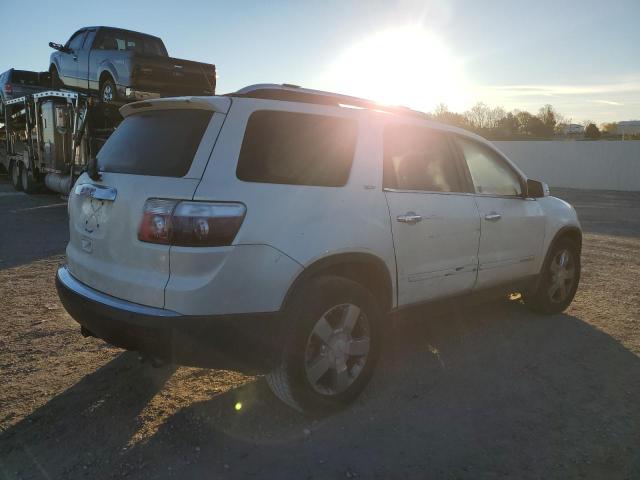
<box><xmin>138</xmin><ymin>199</ymin><xmax>246</xmax><ymax>247</ymax></box>
<box><xmin>138</xmin><ymin>199</ymin><xmax>175</xmax><ymax>244</ymax></box>
<box><xmin>4</xmin><ymin>84</ymin><xmax>12</xmax><ymax>94</ymax></box>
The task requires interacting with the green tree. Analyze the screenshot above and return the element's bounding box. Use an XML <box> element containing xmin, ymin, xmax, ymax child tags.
<box><xmin>585</xmin><ymin>123</ymin><xmax>601</xmax><ymax>139</ymax></box>
<box><xmin>537</xmin><ymin>104</ymin><xmax>557</xmax><ymax>137</ymax></box>
<box><xmin>496</xmin><ymin>112</ymin><xmax>519</xmax><ymax>136</ymax></box>
<box><xmin>528</xmin><ymin>116</ymin><xmax>547</xmax><ymax>137</ymax></box>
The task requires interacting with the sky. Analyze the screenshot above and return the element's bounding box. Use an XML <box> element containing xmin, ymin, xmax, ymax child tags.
<box><xmin>1</xmin><ymin>0</ymin><xmax>638</xmax><ymax>124</ymax></box>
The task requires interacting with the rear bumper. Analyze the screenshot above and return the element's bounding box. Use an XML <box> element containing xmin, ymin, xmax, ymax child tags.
<box><xmin>55</xmin><ymin>266</ymin><xmax>285</xmax><ymax>374</ymax></box>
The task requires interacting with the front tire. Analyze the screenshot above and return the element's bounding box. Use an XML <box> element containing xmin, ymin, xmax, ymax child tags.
<box><xmin>266</xmin><ymin>275</ymin><xmax>382</xmax><ymax>414</ymax></box>
<box><xmin>524</xmin><ymin>238</ymin><xmax>580</xmax><ymax>314</ymax></box>
<box><xmin>51</xmin><ymin>67</ymin><xmax>62</xmax><ymax>89</ymax></box>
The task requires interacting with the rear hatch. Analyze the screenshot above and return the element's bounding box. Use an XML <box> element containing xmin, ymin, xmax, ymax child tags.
<box><xmin>66</xmin><ymin>97</ymin><xmax>229</xmax><ymax>308</ymax></box>
<box><xmin>133</xmin><ymin>54</ymin><xmax>216</xmax><ymax>96</ymax></box>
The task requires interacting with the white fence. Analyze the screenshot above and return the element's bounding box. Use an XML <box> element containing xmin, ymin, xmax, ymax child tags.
<box><xmin>493</xmin><ymin>141</ymin><xmax>640</xmax><ymax>192</ymax></box>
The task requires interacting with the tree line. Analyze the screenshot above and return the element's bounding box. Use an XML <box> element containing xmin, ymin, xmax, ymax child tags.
<box><xmin>429</xmin><ymin>102</ymin><xmax>617</xmax><ymax>140</ymax></box>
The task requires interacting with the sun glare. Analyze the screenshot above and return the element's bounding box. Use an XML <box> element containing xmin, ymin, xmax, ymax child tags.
<box><xmin>322</xmin><ymin>26</ymin><xmax>472</xmax><ymax>113</ymax></box>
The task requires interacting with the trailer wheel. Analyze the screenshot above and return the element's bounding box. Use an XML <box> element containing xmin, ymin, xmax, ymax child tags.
<box><xmin>10</xmin><ymin>161</ymin><xmax>23</xmax><ymax>191</ymax></box>
<box><xmin>100</xmin><ymin>78</ymin><xmax>118</xmax><ymax>104</ymax></box>
<box><xmin>21</xmin><ymin>166</ymin><xmax>38</xmax><ymax>194</ymax></box>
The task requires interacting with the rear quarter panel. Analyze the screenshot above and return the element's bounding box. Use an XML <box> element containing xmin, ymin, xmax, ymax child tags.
<box><xmin>192</xmin><ymin>98</ymin><xmax>397</xmax><ymax>309</ymax></box>
<box><xmin>89</xmin><ymin>50</ymin><xmax>134</xmax><ymax>90</ymax></box>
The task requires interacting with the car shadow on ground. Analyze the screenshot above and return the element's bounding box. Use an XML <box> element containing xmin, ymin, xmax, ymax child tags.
<box><xmin>0</xmin><ymin>175</ymin><xmax>69</xmax><ymax>271</ymax></box>
<box><xmin>1</xmin><ymin>300</ymin><xmax>639</xmax><ymax>479</ymax></box>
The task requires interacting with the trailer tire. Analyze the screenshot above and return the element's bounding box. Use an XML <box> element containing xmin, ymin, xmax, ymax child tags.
<box><xmin>21</xmin><ymin>166</ymin><xmax>38</xmax><ymax>194</ymax></box>
<box><xmin>10</xmin><ymin>161</ymin><xmax>23</xmax><ymax>191</ymax></box>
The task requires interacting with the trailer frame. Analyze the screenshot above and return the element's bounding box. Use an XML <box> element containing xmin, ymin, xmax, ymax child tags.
<box><xmin>1</xmin><ymin>90</ymin><xmax>119</xmax><ymax>194</ymax></box>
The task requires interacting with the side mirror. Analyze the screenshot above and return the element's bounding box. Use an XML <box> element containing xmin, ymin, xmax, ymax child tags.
<box><xmin>526</xmin><ymin>179</ymin><xmax>549</xmax><ymax>198</ymax></box>
<box><xmin>49</xmin><ymin>42</ymin><xmax>70</xmax><ymax>53</ymax></box>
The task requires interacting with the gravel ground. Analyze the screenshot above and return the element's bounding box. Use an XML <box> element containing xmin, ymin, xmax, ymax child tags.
<box><xmin>0</xmin><ymin>176</ymin><xmax>638</xmax><ymax>479</ymax></box>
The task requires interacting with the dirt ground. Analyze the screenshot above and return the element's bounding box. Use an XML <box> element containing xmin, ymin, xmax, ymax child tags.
<box><xmin>0</xmin><ymin>176</ymin><xmax>638</xmax><ymax>479</ymax></box>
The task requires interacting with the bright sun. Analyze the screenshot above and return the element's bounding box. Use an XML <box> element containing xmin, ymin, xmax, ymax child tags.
<box><xmin>322</xmin><ymin>26</ymin><xmax>472</xmax><ymax>113</ymax></box>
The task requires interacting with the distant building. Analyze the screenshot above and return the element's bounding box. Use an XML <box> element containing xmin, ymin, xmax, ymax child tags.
<box><xmin>617</xmin><ymin>120</ymin><xmax>640</xmax><ymax>136</ymax></box>
<box><xmin>563</xmin><ymin>124</ymin><xmax>584</xmax><ymax>135</ymax></box>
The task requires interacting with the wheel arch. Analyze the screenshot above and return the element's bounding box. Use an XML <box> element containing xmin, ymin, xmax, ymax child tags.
<box><xmin>549</xmin><ymin>226</ymin><xmax>582</xmax><ymax>254</ymax></box>
<box><xmin>98</xmin><ymin>69</ymin><xmax>115</xmax><ymax>86</ymax></box>
<box><xmin>282</xmin><ymin>252</ymin><xmax>394</xmax><ymax>314</ymax></box>
<box><xmin>537</xmin><ymin>225</ymin><xmax>583</xmax><ymax>278</ymax></box>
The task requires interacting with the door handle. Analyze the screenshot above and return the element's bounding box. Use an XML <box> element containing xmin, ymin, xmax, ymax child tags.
<box><xmin>397</xmin><ymin>212</ymin><xmax>423</xmax><ymax>225</ymax></box>
<box><xmin>484</xmin><ymin>212</ymin><xmax>502</xmax><ymax>221</ymax></box>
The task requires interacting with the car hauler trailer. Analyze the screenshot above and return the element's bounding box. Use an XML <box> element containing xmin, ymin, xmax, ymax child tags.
<box><xmin>1</xmin><ymin>90</ymin><xmax>120</xmax><ymax>194</ymax></box>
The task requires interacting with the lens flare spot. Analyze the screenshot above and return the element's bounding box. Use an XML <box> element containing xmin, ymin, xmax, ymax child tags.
<box><xmin>322</xmin><ymin>25</ymin><xmax>472</xmax><ymax>112</ymax></box>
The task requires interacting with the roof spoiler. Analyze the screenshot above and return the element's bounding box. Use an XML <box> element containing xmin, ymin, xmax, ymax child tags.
<box><xmin>119</xmin><ymin>96</ymin><xmax>230</xmax><ymax>118</ymax></box>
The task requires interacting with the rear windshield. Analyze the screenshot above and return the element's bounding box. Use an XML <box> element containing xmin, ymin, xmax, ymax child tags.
<box><xmin>11</xmin><ymin>70</ymin><xmax>40</xmax><ymax>86</ymax></box>
<box><xmin>236</xmin><ymin>110</ymin><xmax>358</xmax><ymax>187</ymax></box>
<box><xmin>97</xmin><ymin>109</ymin><xmax>212</xmax><ymax>177</ymax></box>
<box><xmin>96</xmin><ymin>30</ymin><xmax>168</xmax><ymax>56</ymax></box>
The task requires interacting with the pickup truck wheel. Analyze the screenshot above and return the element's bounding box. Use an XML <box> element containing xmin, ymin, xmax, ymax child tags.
<box><xmin>10</xmin><ymin>161</ymin><xmax>23</xmax><ymax>191</ymax></box>
<box><xmin>524</xmin><ymin>238</ymin><xmax>580</xmax><ymax>314</ymax></box>
<box><xmin>51</xmin><ymin>68</ymin><xmax>62</xmax><ymax>89</ymax></box>
<box><xmin>21</xmin><ymin>166</ymin><xmax>38</xmax><ymax>193</ymax></box>
<box><xmin>100</xmin><ymin>78</ymin><xmax>118</xmax><ymax>104</ymax></box>
<box><xmin>266</xmin><ymin>275</ymin><xmax>382</xmax><ymax>414</ymax></box>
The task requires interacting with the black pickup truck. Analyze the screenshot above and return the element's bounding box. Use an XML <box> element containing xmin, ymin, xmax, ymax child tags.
<box><xmin>49</xmin><ymin>26</ymin><xmax>216</xmax><ymax>103</ymax></box>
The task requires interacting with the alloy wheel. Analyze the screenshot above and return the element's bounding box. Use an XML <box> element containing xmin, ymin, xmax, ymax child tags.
<box><xmin>304</xmin><ymin>303</ymin><xmax>371</xmax><ymax>395</ymax></box>
<box><xmin>102</xmin><ymin>84</ymin><xmax>113</xmax><ymax>103</ymax></box>
<box><xmin>548</xmin><ymin>249</ymin><xmax>576</xmax><ymax>303</ymax></box>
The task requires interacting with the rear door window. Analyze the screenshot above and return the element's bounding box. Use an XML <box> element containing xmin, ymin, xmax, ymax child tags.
<box><xmin>96</xmin><ymin>29</ymin><xmax>167</xmax><ymax>56</ymax></box>
<box><xmin>97</xmin><ymin>109</ymin><xmax>212</xmax><ymax>177</ymax></box>
<box><xmin>383</xmin><ymin>124</ymin><xmax>465</xmax><ymax>192</ymax></box>
<box><xmin>236</xmin><ymin>110</ymin><xmax>358</xmax><ymax>187</ymax></box>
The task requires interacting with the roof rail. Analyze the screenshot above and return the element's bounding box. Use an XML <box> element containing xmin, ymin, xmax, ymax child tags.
<box><xmin>230</xmin><ymin>83</ymin><xmax>428</xmax><ymax>119</ymax></box>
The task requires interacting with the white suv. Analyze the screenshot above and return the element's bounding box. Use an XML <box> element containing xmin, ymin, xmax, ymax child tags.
<box><xmin>56</xmin><ymin>84</ymin><xmax>582</xmax><ymax>413</ymax></box>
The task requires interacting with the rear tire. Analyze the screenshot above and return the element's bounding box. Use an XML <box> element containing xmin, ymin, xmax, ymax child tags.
<box><xmin>524</xmin><ymin>238</ymin><xmax>580</xmax><ymax>314</ymax></box>
<box><xmin>266</xmin><ymin>275</ymin><xmax>382</xmax><ymax>414</ymax></box>
<box><xmin>21</xmin><ymin>165</ymin><xmax>38</xmax><ymax>193</ymax></box>
<box><xmin>99</xmin><ymin>77</ymin><xmax>118</xmax><ymax>104</ymax></box>
<box><xmin>10</xmin><ymin>161</ymin><xmax>22</xmax><ymax>191</ymax></box>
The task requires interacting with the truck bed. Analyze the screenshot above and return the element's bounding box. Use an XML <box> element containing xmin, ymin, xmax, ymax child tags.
<box><xmin>130</xmin><ymin>54</ymin><xmax>216</xmax><ymax>97</ymax></box>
